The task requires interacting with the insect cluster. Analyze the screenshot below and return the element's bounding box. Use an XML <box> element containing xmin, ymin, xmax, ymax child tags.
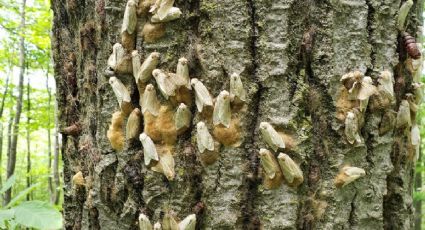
<box><xmin>139</xmin><ymin>211</ymin><xmax>196</xmax><ymax>230</ymax></box>
<box><xmin>257</xmin><ymin>122</ymin><xmax>304</xmax><ymax>189</ymax></box>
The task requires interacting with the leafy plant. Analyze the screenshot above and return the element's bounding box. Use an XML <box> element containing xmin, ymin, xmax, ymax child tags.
<box><xmin>0</xmin><ymin>175</ymin><xmax>63</xmax><ymax>229</ymax></box>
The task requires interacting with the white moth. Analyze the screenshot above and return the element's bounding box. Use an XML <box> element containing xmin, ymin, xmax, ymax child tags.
<box><xmin>132</xmin><ymin>50</ymin><xmax>141</xmax><ymax>82</ymax></box>
<box><xmin>213</xmin><ymin>90</ymin><xmax>231</xmax><ymax>128</ymax></box>
<box><xmin>139</xmin><ymin>214</ymin><xmax>153</xmax><ymax>230</ymax></box>
<box><xmin>196</xmin><ymin>122</ymin><xmax>214</xmax><ymax>153</ymax></box>
<box><xmin>191</xmin><ymin>78</ymin><xmax>213</xmax><ymax>112</ymax></box>
<box><xmin>406</xmin><ymin>93</ymin><xmax>418</xmax><ymax>113</ymax></box>
<box><xmin>377</xmin><ymin>70</ymin><xmax>395</xmax><ymax>104</ymax></box>
<box><xmin>277</xmin><ymin>153</ymin><xmax>303</xmax><ymax>185</ymax></box>
<box><xmin>412</xmin><ymin>82</ymin><xmax>424</xmax><ymax>105</ymax></box>
<box><xmin>178</xmin><ymin>214</ymin><xmax>196</xmax><ymax>230</ymax></box>
<box><xmin>151</xmin><ymin>151</ymin><xmax>175</xmax><ymax>180</ymax></box>
<box><xmin>396</xmin><ymin>100</ymin><xmax>412</xmax><ymax>129</ymax></box>
<box><xmin>230</xmin><ymin>73</ymin><xmax>247</xmax><ymax>102</ymax></box>
<box><xmin>359</xmin><ymin>76</ymin><xmax>374</xmax><ymax>111</ymax></box>
<box><xmin>151</xmin><ymin>7</ymin><xmax>182</xmax><ymax>23</ymax></box>
<box><xmin>162</xmin><ymin>213</ymin><xmax>179</xmax><ymax>230</ymax></box>
<box><xmin>335</xmin><ymin>166</ymin><xmax>366</xmax><ymax>187</ymax></box>
<box><xmin>155</xmin><ymin>0</ymin><xmax>175</xmax><ymax>20</ymax></box>
<box><xmin>398</xmin><ymin>0</ymin><xmax>414</xmax><ymax>31</ymax></box>
<box><xmin>168</xmin><ymin>73</ymin><xmax>187</xmax><ymax>88</ymax></box>
<box><xmin>176</xmin><ymin>57</ymin><xmax>191</xmax><ymax>89</ymax></box>
<box><xmin>141</xmin><ymin>84</ymin><xmax>161</xmax><ymax>116</ymax></box>
<box><xmin>108</xmin><ymin>43</ymin><xmax>126</xmax><ymax>71</ymax></box>
<box><xmin>412</xmin><ymin>124</ymin><xmax>421</xmax><ymax>160</ymax></box>
<box><xmin>259</xmin><ymin>122</ymin><xmax>285</xmax><ymax>151</ymax></box>
<box><xmin>153</xmin><ymin>69</ymin><xmax>177</xmax><ymax>99</ymax></box>
<box><xmin>411</xmin><ymin>124</ymin><xmax>420</xmax><ymax>146</ymax></box>
<box><xmin>126</xmin><ymin>108</ymin><xmax>142</xmax><ymax>140</ymax></box>
<box><xmin>259</xmin><ymin>148</ymin><xmax>279</xmax><ymax>180</ymax></box>
<box><xmin>340</xmin><ymin>72</ymin><xmax>377</xmax><ymax>101</ymax></box>
<box><xmin>345</xmin><ymin>111</ymin><xmax>361</xmax><ymax>144</ymax></box>
<box><xmin>153</xmin><ymin>222</ymin><xmax>162</xmax><ymax>230</ymax></box>
<box><xmin>175</xmin><ymin>103</ymin><xmax>191</xmax><ymax>131</ymax></box>
<box><xmin>140</xmin><ymin>133</ymin><xmax>159</xmax><ymax>166</ymax></box>
<box><xmin>121</xmin><ymin>0</ymin><xmax>138</xmax><ymax>35</ymax></box>
<box><xmin>138</xmin><ymin>52</ymin><xmax>160</xmax><ymax>83</ymax></box>
<box><xmin>109</xmin><ymin>77</ymin><xmax>131</xmax><ymax>107</ymax></box>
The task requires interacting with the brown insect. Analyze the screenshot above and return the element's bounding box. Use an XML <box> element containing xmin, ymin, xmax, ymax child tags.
<box><xmin>402</xmin><ymin>32</ymin><xmax>421</xmax><ymax>59</ymax></box>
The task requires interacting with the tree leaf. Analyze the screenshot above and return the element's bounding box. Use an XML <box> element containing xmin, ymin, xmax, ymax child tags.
<box><xmin>14</xmin><ymin>201</ymin><xmax>62</xmax><ymax>229</ymax></box>
<box><xmin>5</xmin><ymin>183</ymin><xmax>40</xmax><ymax>209</ymax></box>
<box><xmin>0</xmin><ymin>209</ymin><xmax>14</xmax><ymax>229</ymax></box>
<box><xmin>0</xmin><ymin>175</ymin><xmax>16</xmax><ymax>194</ymax></box>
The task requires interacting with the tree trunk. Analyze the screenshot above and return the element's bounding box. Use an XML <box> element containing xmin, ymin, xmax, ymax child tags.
<box><xmin>51</xmin><ymin>0</ymin><xmax>423</xmax><ymax>229</ymax></box>
<box><xmin>47</xmin><ymin>71</ymin><xmax>54</xmax><ymax>203</ymax></box>
<box><xmin>26</xmin><ymin>77</ymin><xmax>31</xmax><ymax>201</ymax></box>
<box><xmin>3</xmin><ymin>109</ymin><xmax>14</xmax><ymax>206</ymax></box>
<box><xmin>0</xmin><ymin>75</ymin><xmax>11</xmax><ymax>188</ymax></box>
<box><xmin>5</xmin><ymin>0</ymin><xmax>26</xmax><ymax>205</ymax></box>
<box><xmin>414</xmin><ymin>147</ymin><xmax>422</xmax><ymax>230</ymax></box>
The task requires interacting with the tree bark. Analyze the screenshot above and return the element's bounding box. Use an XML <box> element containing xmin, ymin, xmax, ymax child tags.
<box><xmin>26</xmin><ymin>77</ymin><xmax>31</xmax><ymax>201</ymax></box>
<box><xmin>4</xmin><ymin>0</ymin><xmax>26</xmax><ymax>205</ymax></box>
<box><xmin>0</xmin><ymin>75</ymin><xmax>11</xmax><ymax>188</ymax></box>
<box><xmin>51</xmin><ymin>0</ymin><xmax>423</xmax><ymax>229</ymax></box>
<box><xmin>47</xmin><ymin>71</ymin><xmax>54</xmax><ymax>203</ymax></box>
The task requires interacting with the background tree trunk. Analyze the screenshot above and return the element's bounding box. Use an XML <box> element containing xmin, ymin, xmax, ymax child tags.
<box><xmin>26</xmin><ymin>76</ymin><xmax>31</xmax><ymax>201</ymax></box>
<box><xmin>4</xmin><ymin>0</ymin><xmax>26</xmax><ymax>205</ymax></box>
<box><xmin>0</xmin><ymin>75</ymin><xmax>11</xmax><ymax>188</ymax></box>
<box><xmin>51</xmin><ymin>0</ymin><xmax>423</xmax><ymax>229</ymax></box>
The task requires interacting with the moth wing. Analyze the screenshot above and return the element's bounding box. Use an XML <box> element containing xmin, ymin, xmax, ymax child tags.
<box><xmin>163</xmin><ymin>214</ymin><xmax>179</xmax><ymax>230</ymax></box>
<box><xmin>357</xmin><ymin>82</ymin><xmax>377</xmax><ymax>100</ymax></box>
<box><xmin>141</xmin><ymin>135</ymin><xmax>159</xmax><ymax>165</ymax></box>
<box><xmin>132</xmin><ymin>51</ymin><xmax>141</xmax><ymax>82</ymax></box>
<box><xmin>122</xmin><ymin>0</ymin><xmax>137</xmax><ymax>34</ymax></box>
<box><xmin>261</xmin><ymin>153</ymin><xmax>277</xmax><ymax>179</ymax></box>
<box><xmin>213</xmin><ymin>96</ymin><xmax>231</xmax><ymax>127</ymax></box>
<box><xmin>179</xmin><ymin>214</ymin><xmax>196</xmax><ymax>230</ymax></box>
<box><xmin>139</xmin><ymin>214</ymin><xmax>153</xmax><ymax>230</ymax></box>
<box><xmin>196</xmin><ymin>83</ymin><xmax>213</xmax><ymax>106</ymax></box>
<box><xmin>268</xmin><ymin>126</ymin><xmax>285</xmax><ymax>150</ymax></box>
<box><xmin>157</xmin><ymin>0</ymin><xmax>174</xmax><ymax>20</ymax></box>
<box><xmin>411</xmin><ymin>125</ymin><xmax>420</xmax><ymax>145</ymax></box>
<box><xmin>175</xmin><ymin>106</ymin><xmax>191</xmax><ymax>130</ymax></box>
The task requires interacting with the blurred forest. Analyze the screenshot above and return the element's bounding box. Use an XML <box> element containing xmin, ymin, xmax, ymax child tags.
<box><xmin>0</xmin><ymin>0</ymin><xmax>62</xmax><ymax>229</ymax></box>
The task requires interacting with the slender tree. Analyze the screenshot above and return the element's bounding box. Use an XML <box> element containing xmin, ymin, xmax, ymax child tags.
<box><xmin>25</xmin><ymin>76</ymin><xmax>31</xmax><ymax>201</ymax></box>
<box><xmin>51</xmin><ymin>0</ymin><xmax>424</xmax><ymax>229</ymax></box>
<box><xmin>4</xmin><ymin>0</ymin><xmax>26</xmax><ymax>205</ymax></box>
<box><xmin>0</xmin><ymin>75</ymin><xmax>11</xmax><ymax>187</ymax></box>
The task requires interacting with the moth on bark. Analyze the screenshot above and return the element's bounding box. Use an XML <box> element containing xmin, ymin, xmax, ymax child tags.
<box><xmin>121</xmin><ymin>0</ymin><xmax>138</xmax><ymax>35</ymax></box>
<box><xmin>412</xmin><ymin>82</ymin><xmax>424</xmax><ymax>105</ymax></box>
<box><xmin>153</xmin><ymin>222</ymin><xmax>162</xmax><ymax>230</ymax></box>
<box><xmin>345</xmin><ymin>111</ymin><xmax>361</xmax><ymax>145</ymax></box>
<box><xmin>397</xmin><ymin>0</ymin><xmax>413</xmax><ymax>31</ymax></box>
<box><xmin>377</xmin><ymin>70</ymin><xmax>396</xmax><ymax>106</ymax></box>
<box><xmin>132</xmin><ymin>50</ymin><xmax>142</xmax><ymax>82</ymax></box>
<box><xmin>141</xmin><ymin>84</ymin><xmax>161</xmax><ymax>116</ymax></box>
<box><xmin>126</xmin><ymin>108</ymin><xmax>143</xmax><ymax>140</ymax></box>
<box><xmin>162</xmin><ymin>212</ymin><xmax>179</xmax><ymax>230</ymax></box>
<box><xmin>396</xmin><ymin>100</ymin><xmax>412</xmax><ymax>129</ymax></box>
<box><xmin>174</xmin><ymin>103</ymin><xmax>191</xmax><ymax>134</ymax></box>
<box><xmin>259</xmin><ymin>148</ymin><xmax>283</xmax><ymax>189</ymax></box>
<box><xmin>137</xmin><ymin>52</ymin><xmax>161</xmax><ymax>83</ymax></box>
<box><xmin>153</xmin><ymin>69</ymin><xmax>177</xmax><ymax>99</ymax></box>
<box><xmin>229</xmin><ymin>73</ymin><xmax>247</xmax><ymax>104</ymax></box>
<box><xmin>191</xmin><ymin>78</ymin><xmax>213</xmax><ymax>113</ymax></box>
<box><xmin>151</xmin><ymin>7</ymin><xmax>182</xmax><ymax>23</ymax></box>
<box><xmin>178</xmin><ymin>214</ymin><xmax>196</xmax><ymax>230</ymax></box>
<box><xmin>213</xmin><ymin>90</ymin><xmax>231</xmax><ymax>128</ymax></box>
<box><xmin>107</xmin><ymin>43</ymin><xmax>132</xmax><ymax>74</ymax></box>
<box><xmin>140</xmin><ymin>133</ymin><xmax>160</xmax><ymax>166</ymax></box>
<box><xmin>335</xmin><ymin>166</ymin><xmax>366</xmax><ymax>188</ymax></box>
<box><xmin>107</xmin><ymin>111</ymin><xmax>125</xmax><ymax>151</ymax></box>
<box><xmin>196</xmin><ymin>122</ymin><xmax>215</xmax><ymax>153</ymax></box>
<box><xmin>277</xmin><ymin>153</ymin><xmax>304</xmax><ymax>187</ymax></box>
<box><xmin>259</xmin><ymin>122</ymin><xmax>285</xmax><ymax>151</ymax></box>
<box><xmin>176</xmin><ymin>57</ymin><xmax>191</xmax><ymax>89</ymax></box>
<box><xmin>109</xmin><ymin>77</ymin><xmax>133</xmax><ymax>115</ymax></box>
<box><xmin>340</xmin><ymin>71</ymin><xmax>377</xmax><ymax>101</ymax></box>
<box><xmin>411</xmin><ymin>124</ymin><xmax>420</xmax><ymax>160</ymax></box>
<box><xmin>139</xmin><ymin>213</ymin><xmax>153</xmax><ymax>230</ymax></box>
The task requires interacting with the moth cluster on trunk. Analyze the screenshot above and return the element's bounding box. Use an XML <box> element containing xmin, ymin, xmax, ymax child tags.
<box><xmin>102</xmin><ymin>1</ymin><xmax>250</xmax><ymax>228</ymax></box>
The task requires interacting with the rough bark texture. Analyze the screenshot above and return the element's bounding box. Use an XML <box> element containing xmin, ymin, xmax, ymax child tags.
<box><xmin>51</xmin><ymin>0</ymin><xmax>423</xmax><ymax>229</ymax></box>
